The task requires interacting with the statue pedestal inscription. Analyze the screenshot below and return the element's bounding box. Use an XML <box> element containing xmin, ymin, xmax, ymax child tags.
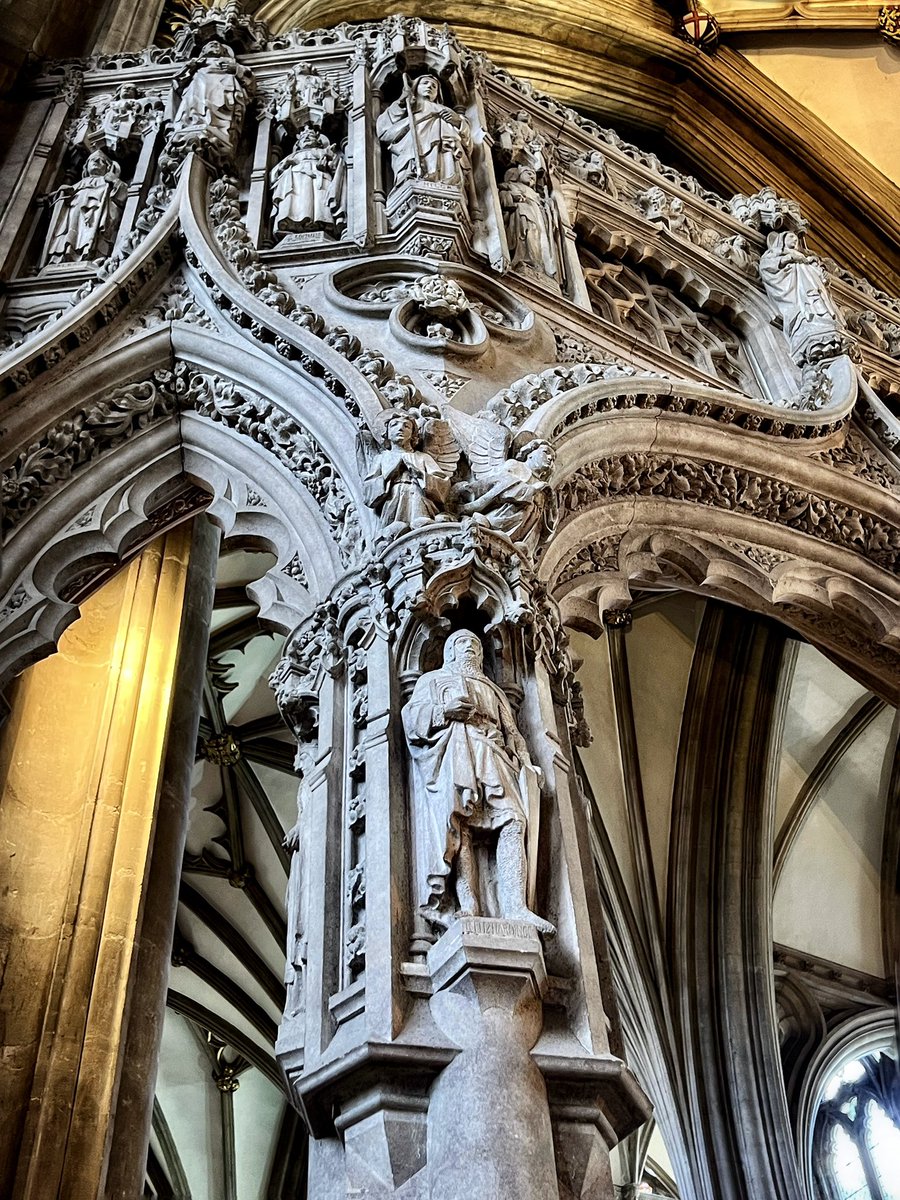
<box><xmin>426</xmin><ymin>918</ymin><xmax>560</xmax><ymax>1200</ymax></box>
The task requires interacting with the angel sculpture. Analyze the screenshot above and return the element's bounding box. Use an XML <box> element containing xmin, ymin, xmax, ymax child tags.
<box><xmin>358</xmin><ymin>409</ymin><xmax>461</xmax><ymax>539</ymax></box>
<box><xmin>445</xmin><ymin>408</ymin><xmax>558</xmax><ymax>555</ymax></box>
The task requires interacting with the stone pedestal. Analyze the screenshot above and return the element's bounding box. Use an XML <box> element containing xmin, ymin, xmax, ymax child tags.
<box><xmin>426</xmin><ymin>918</ymin><xmax>559</xmax><ymax>1200</ymax></box>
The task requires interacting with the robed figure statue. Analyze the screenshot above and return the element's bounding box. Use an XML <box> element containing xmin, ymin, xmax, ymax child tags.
<box><xmin>270</xmin><ymin>126</ymin><xmax>345</xmax><ymax>238</ymax></box>
<box><xmin>376</xmin><ymin>73</ymin><xmax>472</xmax><ymax>191</ymax></box>
<box><xmin>43</xmin><ymin>150</ymin><xmax>127</xmax><ymax>266</ymax></box>
<box><xmin>402</xmin><ymin>630</ymin><xmax>554</xmax><ymax>934</ymax></box>
<box><xmin>758</xmin><ymin>230</ymin><xmax>844</xmax><ymax>365</ymax></box>
<box><xmin>170</xmin><ymin>40</ymin><xmax>254</xmax><ymax>158</ymax></box>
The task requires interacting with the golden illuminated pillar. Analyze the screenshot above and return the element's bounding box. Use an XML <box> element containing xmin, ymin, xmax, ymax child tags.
<box><xmin>0</xmin><ymin>521</ymin><xmax>212</xmax><ymax>1200</ymax></box>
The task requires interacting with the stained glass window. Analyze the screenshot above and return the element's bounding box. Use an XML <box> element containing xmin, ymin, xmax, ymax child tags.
<box><xmin>815</xmin><ymin>1050</ymin><xmax>900</xmax><ymax>1200</ymax></box>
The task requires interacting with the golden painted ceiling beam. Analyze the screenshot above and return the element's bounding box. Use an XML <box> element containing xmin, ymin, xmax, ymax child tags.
<box><xmin>701</xmin><ymin>1</ymin><xmax>884</xmax><ymax>33</ymax></box>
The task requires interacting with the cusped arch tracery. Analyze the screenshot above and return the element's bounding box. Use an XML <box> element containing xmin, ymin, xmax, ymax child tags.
<box><xmin>0</xmin><ymin>326</ymin><xmax>374</xmax><ymax>687</ymax></box>
<box><xmin>525</xmin><ymin>373</ymin><xmax>900</xmax><ymax>701</ymax></box>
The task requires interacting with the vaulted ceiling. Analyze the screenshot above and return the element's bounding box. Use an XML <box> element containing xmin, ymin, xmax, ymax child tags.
<box><xmin>148</xmin><ymin>561</ymin><xmax>898</xmax><ymax>1197</ymax></box>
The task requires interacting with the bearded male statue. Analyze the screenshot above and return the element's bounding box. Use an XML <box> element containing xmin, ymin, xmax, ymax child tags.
<box><xmin>402</xmin><ymin>630</ymin><xmax>554</xmax><ymax>935</ymax></box>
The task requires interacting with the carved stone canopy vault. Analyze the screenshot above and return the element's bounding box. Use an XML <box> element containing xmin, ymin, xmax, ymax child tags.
<box><xmin>0</xmin><ymin>9</ymin><xmax>899</xmax><ymax>1197</ymax></box>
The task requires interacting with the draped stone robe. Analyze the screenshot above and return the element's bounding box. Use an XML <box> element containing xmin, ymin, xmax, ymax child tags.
<box><xmin>402</xmin><ymin>665</ymin><xmax>527</xmax><ymax>915</ymax></box>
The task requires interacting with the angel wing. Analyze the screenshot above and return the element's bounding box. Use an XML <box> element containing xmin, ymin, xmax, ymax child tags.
<box><xmin>356</xmin><ymin>425</ymin><xmax>380</xmax><ymax>478</ymax></box>
<box><xmin>420</xmin><ymin>418</ymin><xmax>462</xmax><ymax>479</ymax></box>
<box><xmin>441</xmin><ymin>404</ymin><xmax>511</xmax><ymax>479</ymax></box>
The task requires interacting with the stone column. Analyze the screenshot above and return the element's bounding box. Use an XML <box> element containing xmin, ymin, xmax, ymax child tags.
<box><xmin>273</xmin><ymin>521</ymin><xmax>651</xmax><ymax>1200</ymax></box>
<box><xmin>0</xmin><ymin>524</ymin><xmax>197</xmax><ymax>1200</ymax></box>
<box><xmin>426</xmin><ymin>919</ymin><xmax>559</xmax><ymax>1199</ymax></box>
<box><xmin>104</xmin><ymin>516</ymin><xmax>220</xmax><ymax>1200</ymax></box>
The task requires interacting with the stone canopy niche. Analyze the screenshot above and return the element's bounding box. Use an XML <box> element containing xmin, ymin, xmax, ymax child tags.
<box><xmin>1</xmin><ymin>5</ymin><xmax>899</xmax><ymax>1199</ymax></box>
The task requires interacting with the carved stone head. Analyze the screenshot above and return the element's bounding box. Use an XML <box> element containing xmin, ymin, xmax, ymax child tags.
<box><xmin>520</xmin><ymin>438</ymin><xmax>555</xmax><ymax>477</ymax></box>
<box><xmin>443</xmin><ymin>629</ymin><xmax>484</xmax><ymax>672</ymax></box>
<box><xmin>414</xmin><ymin>74</ymin><xmax>440</xmax><ymax>103</ymax></box>
<box><xmin>385</xmin><ymin>411</ymin><xmax>418</xmax><ymax>450</ymax></box>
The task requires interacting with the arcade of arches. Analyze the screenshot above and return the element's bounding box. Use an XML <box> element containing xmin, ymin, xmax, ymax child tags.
<box><xmin>0</xmin><ymin>3</ymin><xmax>897</xmax><ymax>1198</ymax></box>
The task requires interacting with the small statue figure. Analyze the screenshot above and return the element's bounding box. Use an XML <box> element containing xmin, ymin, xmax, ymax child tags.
<box><xmin>495</xmin><ymin>109</ymin><xmax>545</xmax><ymax>173</ymax></box>
<box><xmin>170</xmin><ymin>40</ymin><xmax>254</xmax><ymax>159</ymax></box>
<box><xmin>402</xmin><ymin>629</ymin><xmax>554</xmax><ymax>934</ymax></box>
<box><xmin>635</xmin><ymin>185</ymin><xmax>695</xmax><ymax>240</ymax></box>
<box><xmin>455</xmin><ymin>438</ymin><xmax>558</xmax><ymax>554</ymax></box>
<box><xmin>99</xmin><ymin>83</ymin><xmax>161</xmax><ymax>151</ymax></box>
<box><xmin>570</xmin><ymin>148</ymin><xmax>614</xmax><ymax>194</ymax></box>
<box><xmin>759</xmin><ymin>231</ymin><xmax>845</xmax><ymax>365</ymax></box>
<box><xmin>270</xmin><ymin>126</ymin><xmax>345</xmax><ymax>237</ymax></box>
<box><xmin>284</xmin><ymin>750</ymin><xmax>313</xmax><ymax>1019</ymax></box>
<box><xmin>499</xmin><ymin>166</ymin><xmax>557</xmax><ymax>278</ymax></box>
<box><xmin>278</xmin><ymin>62</ymin><xmax>331</xmax><ymax>123</ymax></box>
<box><xmin>43</xmin><ymin>150</ymin><xmax>127</xmax><ymax>266</ymax></box>
<box><xmin>358</xmin><ymin>409</ymin><xmax>460</xmax><ymax>538</ymax></box>
<box><xmin>713</xmin><ymin>232</ymin><xmax>755</xmax><ymax>273</ymax></box>
<box><xmin>376</xmin><ymin>73</ymin><xmax>472</xmax><ymax>190</ymax></box>
<box><xmin>272</xmin><ymin>61</ymin><xmax>342</xmax><ymax>133</ymax></box>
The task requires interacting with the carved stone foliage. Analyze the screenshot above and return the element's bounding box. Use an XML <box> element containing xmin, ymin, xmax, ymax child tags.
<box><xmin>1</xmin><ymin>363</ymin><xmax>362</xmax><ymax>570</ymax></box>
<box><xmin>2</xmin><ymin>370</ymin><xmax>182</xmax><ymax>533</ymax></box>
<box><xmin>579</xmin><ymin>250</ymin><xmax>757</xmax><ymax>393</ymax></box>
<box><xmin>813</xmin><ymin>426</ymin><xmax>900</xmax><ymax>491</ymax></box>
<box><xmin>185</xmin><ymin>372</ymin><xmax>362</xmax><ymax>564</ymax></box>
<box><xmin>558</xmin><ymin>453</ymin><xmax>900</xmax><ymax>574</ymax></box>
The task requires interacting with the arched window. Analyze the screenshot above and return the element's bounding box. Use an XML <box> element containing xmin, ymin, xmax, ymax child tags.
<box><xmin>813</xmin><ymin>1050</ymin><xmax>900</xmax><ymax>1200</ymax></box>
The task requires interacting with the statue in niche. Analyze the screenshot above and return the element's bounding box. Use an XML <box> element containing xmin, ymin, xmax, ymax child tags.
<box><xmin>358</xmin><ymin>409</ymin><xmax>460</xmax><ymax>538</ymax></box>
<box><xmin>376</xmin><ymin>73</ymin><xmax>472</xmax><ymax>190</ymax></box>
<box><xmin>273</xmin><ymin>61</ymin><xmax>341</xmax><ymax>133</ymax></box>
<box><xmin>100</xmin><ymin>83</ymin><xmax>161</xmax><ymax>150</ymax></box>
<box><xmin>495</xmin><ymin>109</ymin><xmax>545</xmax><ymax>173</ymax></box>
<box><xmin>284</xmin><ymin>749</ymin><xmax>313</xmax><ymax>1018</ymax></box>
<box><xmin>270</xmin><ymin>126</ymin><xmax>345</xmax><ymax>238</ymax></box>
<box><xmin>402</xmin><ymin>629</ymin><xmax>554</xmax><ymax>934</ymax></box>
<box><xmin>170</xmin><ymin>40</ymin><xmax>254</xmax><ymax>158</ymax></box>
<box><xmin>43</xmin><ymin>149</ymin><xmax>127</xmax><ymax>266</ymax></box>
<box><xmin>759</xmin><ymin>231</ymin><xmax>845</xmax><ymax>365</ymax></box>
<box><xmin>499</xmin><ymin>166</ymin><xmax>557</xmax><ymax>278</ymax></box>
